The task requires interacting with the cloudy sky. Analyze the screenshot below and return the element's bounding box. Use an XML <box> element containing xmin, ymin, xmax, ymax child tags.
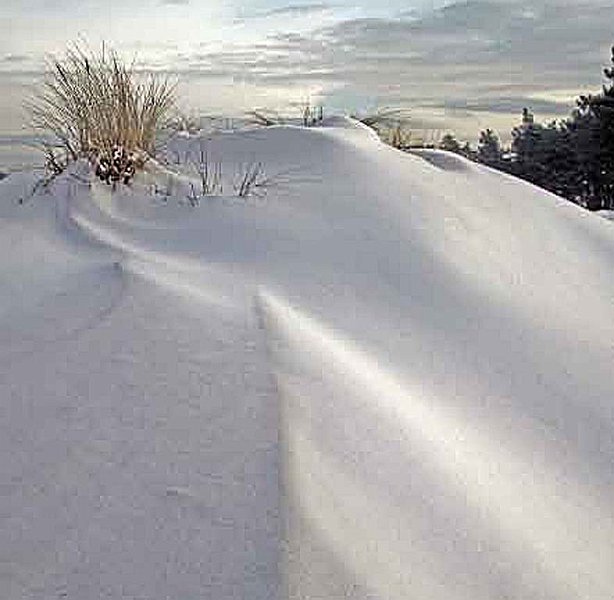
<box><xmin>1</xmin><ymin>0</ymin><xmax>613</xmax><ymax>141</ymax></box>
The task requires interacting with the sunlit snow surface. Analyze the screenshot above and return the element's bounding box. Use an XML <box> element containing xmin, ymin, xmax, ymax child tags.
<box><xmin>1</xmin><ymin>118</ymin><xmax>614</xmax><ymax>600</ymax></box>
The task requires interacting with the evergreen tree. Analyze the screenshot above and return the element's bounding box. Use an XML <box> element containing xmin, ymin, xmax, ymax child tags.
<box><xmin>439</xmin><ymin>133</ymin><xmax>461</xmax><ymax>153</ymax></box>
<box><xmin>511</xmin><ymin>108</ymin><xmax>544</xmax><ymax>182</ymax></box>
<box><xmin>595</xmin><ymin>45</ymin><xmax>614</xmax><ymax>207</ymax></box>
<box><xmin>460</xmin><ymin>141</ymin><xmax>475</xmax><ymax>160</ymax></box>
<box><xmin>446</xmin><ymin>45</ymin><xmax>614</xmax><ymax>211</ymax></box>
<box><xmin>565</xmin><ymin>106</ymin><xmax>600</xmax><ymax>207</ymax></box>
<box><xmin>573</xmin><ymin>45</ymin><xmax>614</xmax><ymax>208</ymax></box>
<box><xmin>477</xmin><ymin>129</ymin><xmax>502</xmax><ymax>166</ymax></box>
<box><xmin>510</xmin><ymin>110</ymin><xmax>577</xmax><ymax>197</ymax></box>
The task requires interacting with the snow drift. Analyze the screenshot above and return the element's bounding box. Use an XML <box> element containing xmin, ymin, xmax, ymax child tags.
<box><xmin>1</xmin><ymin>118</ymin><xmax>614</xmax><ymax>600</ymax></box>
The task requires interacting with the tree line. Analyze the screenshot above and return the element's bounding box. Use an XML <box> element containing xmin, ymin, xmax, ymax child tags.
<box><xmin>439</xmin><ymin>45</ymin><xmax>614</xmax><ymax>211</ymax></box>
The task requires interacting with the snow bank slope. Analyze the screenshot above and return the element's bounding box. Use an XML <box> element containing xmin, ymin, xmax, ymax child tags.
<box><xmin>1</xmin><ymin>121</ymin><xmax>614</xmax><ymax>600</ymax></box>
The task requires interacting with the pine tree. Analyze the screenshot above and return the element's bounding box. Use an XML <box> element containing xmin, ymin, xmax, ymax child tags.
<box><xmin>477</xmin><ymin>129</ymin><xmax>502</xmax><ymax>166</ymax></box>
<box><xmin>460</xmin><ymin>141</ymin><xmax>475</xmax><ymax>160</ymax></box>
<box><xmin>511</xmin><ymin>108</ymin><xmax>543</xmax><ymax>182</ymax></box>
<box><xmin>510</xmin><ymin>109</ymin><xmax>577</xmax><ymax>195</ymax></box>
<box><xmin>597</xmin><ymin>45</ymin><xmax>614</xmax><ymax>207</ymax></box>
<box><xmin>463</xmin><ymin>46</ymin><xmax>614</xmax><ymax>210</ymax></box>
<box><xmin>439</xmin><ymin>133</ymin><xmax>461</xmax><ymax>153</ymax></box>
<box><xmin>566</xmin><ymin>106</ymin><xmax>601</xmax><ymax>207</ymax></box>
<box><xmin>574</xmin><ymin>45</ymin><xmax>614</xmax><ymax>208</ymax></box>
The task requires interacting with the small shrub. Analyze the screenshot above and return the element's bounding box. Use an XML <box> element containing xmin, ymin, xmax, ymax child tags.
<box><xmin>300</xmin><ymin>101</ymin><xmax>324</xmax><ymax>127</ymax></box>
<box><xmin>234</xmin><ymin>161</ymin><xmax>280</xmax><ymax>198</ymax></box>
<box><xmin>26</xmin><ymin>43</ymin><xmax>176</xmax><ymax>184</ymax></box>
<box><xmin>194</xmin><ymin>141</ymin><xmax>223</xmax><ymax>196</ymax></box>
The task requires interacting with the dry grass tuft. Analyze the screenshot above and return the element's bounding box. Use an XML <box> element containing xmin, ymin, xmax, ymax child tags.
<box><xmin>353</xmin><ymin>107</ymin><xmax>413</xmax><ymax>149</ymax></box>
<box><xmin>26</xmin><ymin>43</ymin><xmax>176</xmax><ymax>183</ymax></box>
<box><xmin>245</xmin><ymin>109</ymin><xmax>285</xmax><ymax>127</ymax></box>
<box><xmin>355</xmin><ymin>107</ymin><xmax>412</xmax><ymax>128</ymax></box>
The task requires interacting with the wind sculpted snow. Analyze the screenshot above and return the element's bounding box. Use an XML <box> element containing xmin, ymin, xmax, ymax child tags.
<box><xmin>1</xmin><ymin>118</ymin><xmax>614</xmax><ymax>599</ymax></box>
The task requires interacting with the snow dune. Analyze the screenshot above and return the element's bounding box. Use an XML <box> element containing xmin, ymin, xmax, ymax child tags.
<box><xmin>1</xmin><ymin>117</ymin><xmax>614</xmax><ymax>600</ymax></box>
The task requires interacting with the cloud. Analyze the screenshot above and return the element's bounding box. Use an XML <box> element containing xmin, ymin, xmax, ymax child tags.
<box><xmin>261</xmin><ymin>3</ymin><xmax>334</xmax><ymax>18</ymax></box>
<box><xmin>233</xmin><ymin>2</ymin><xmax>335</xmax><ymax>24</ymax></box>
<box><xmin>160</xmin><ymin>0</ymin><xmax>189</xmax><ymax>5</ymax></box>
<box><xmin>439</xmin><ymin>96</ymin><xmax>573</xmax><ymax>117</ymax></box>
<box><xmin>2</xmin><ymin>54</ymin><xmax>29</xmax><ymax>63</ymax></box>
<box><xmin>5</xmin><ymin>0</ymin><xmax>610</xmax><ymax>140</ymax></box>
<box><xmin>0</xmin><ymin>53</ymin><xmax>42</xmax><ymax>74</ymax></box>
<box><xmin>191</xmin><ymin>0</ymin><xmax>614</xmax><ymax>137</ymax></box>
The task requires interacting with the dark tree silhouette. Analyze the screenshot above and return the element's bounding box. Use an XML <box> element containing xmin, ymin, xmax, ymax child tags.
<box><xmin>477</xmin><ymin>129</ymin><xmax>502</xmax><ymax>167</ymax></box>
<box><xmin>466</xmin><ymin>45</ymin><xmax>614</xmax><ymax>211</ymax></box>
<box><xmin>439</xmin><ymin>133</ymin><xmax>461</xmax><ymax>153</ymax></box>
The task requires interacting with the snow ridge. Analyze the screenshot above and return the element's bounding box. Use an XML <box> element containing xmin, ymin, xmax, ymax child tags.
<box><xmin>1</xmin><ymin>122</ymin><xmax>614</xmax><ymax>599</ymax></box>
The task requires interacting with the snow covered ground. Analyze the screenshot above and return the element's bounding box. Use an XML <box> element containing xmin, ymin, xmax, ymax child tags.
<box><xmin>1</xmin><ymin>117</ymin><xmax>614</xmax><ymax>600</ymax></box>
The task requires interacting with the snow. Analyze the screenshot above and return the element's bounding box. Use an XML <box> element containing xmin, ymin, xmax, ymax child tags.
<box><xmin>1</xmin><ymin>121</ymin><xmax>614</xmax><ymax>600</ymax></box>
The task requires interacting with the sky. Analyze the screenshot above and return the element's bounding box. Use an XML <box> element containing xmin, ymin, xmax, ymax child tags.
<box><xmin>1</xmin><ymin>0</ymin><xmax>613</xmax><ymax>146</ymax></box>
